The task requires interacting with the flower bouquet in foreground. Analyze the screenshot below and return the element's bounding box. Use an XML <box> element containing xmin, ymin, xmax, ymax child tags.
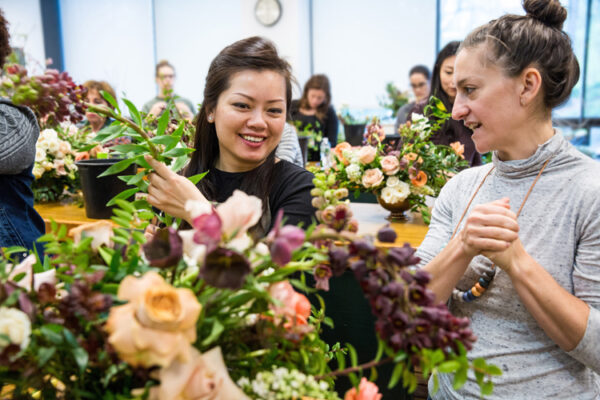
<box><xmin>331</xmin><ymin>98</ymin><xmax>468</xmax><ymax>223</ymax></box>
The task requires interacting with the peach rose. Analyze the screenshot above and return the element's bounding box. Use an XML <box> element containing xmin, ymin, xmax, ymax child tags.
<box><xmin>361</xmin><ymin>168</ymin><xmax>384</xmax><ymax>189</ymax></box>
<box><xmin>380</xmin><ymin>155</ymin><xmax>400</xmax><ymax>175</ymax></box>
<box><xmin>450</xmin><ymin>141</ymin><xmax>465</xmax><ymax>159</ymax></box>
<box><xmin>344</xmin><ymin>377</ymin><xmax>382</xmax><ymax>400</ymax></box>
<box><xmin>69</xmin><ymin>220</ymin><xmax>114</xmax><ymax>251</ymax></box>
<box><xmin>105</xmin><ymin>272</ymin><xmax>202</xmax><ymax>368</ymax></box>
<box><xmin>268</xmin><ymin>281</ymin><xmax>311</xmax><ymax>328</ymax></box>
<box><xmin>357</xmin><ymin>146</ymin><xmax>377</xmax><ymax>164</ymax></box>
<box><xmin>334</xmin><ymin>142</ymin><xmax>353</xmax><ymax>165</ymax></box>
<box><xmin>149</xmin><ymin>346</ymin><xmax>249</xmax><ymax>400</ymax></box>
<box><xmin>411</xmin><ymin>170</ymin><xmax>428</xmax><ymax>187</ymax></box>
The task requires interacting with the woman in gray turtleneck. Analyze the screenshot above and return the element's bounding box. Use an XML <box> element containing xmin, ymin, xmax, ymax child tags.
<box><xmin>417</xmin><ymin>1</ymin><xmax>600</xmax><ymax>399</ymax></box>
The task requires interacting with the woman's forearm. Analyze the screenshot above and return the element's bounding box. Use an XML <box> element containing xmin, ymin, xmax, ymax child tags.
<box><xmin>423</xmin><ymin>236</ymin><xmax>473</xmax><ymax>303</ymax></box>
<box><xmin>508</xmin><ymin>250</ymin><xmax>589</xmax><ymax>351</ymax></box>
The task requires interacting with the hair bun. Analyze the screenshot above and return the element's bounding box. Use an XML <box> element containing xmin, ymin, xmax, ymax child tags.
<box><xmin>523</xmin><ymin>0</ymin><xmax>567</xmax><ymax>29</ymax></box>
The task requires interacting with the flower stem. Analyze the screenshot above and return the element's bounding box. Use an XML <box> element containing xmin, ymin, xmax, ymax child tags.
<box><xmin>316</xmin><ymin>357</ymin><xmax>394</xmax><ymax>379</ymax></box>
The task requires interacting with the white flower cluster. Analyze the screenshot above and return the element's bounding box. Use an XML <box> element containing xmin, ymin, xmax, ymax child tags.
<box><xmin>410</xmin><ymin>113</ymin><xmax>432</xmax><ymax>139</ymax></box>
<box><xmin>33</xmin><ymin>128</ymin><xmax>77</xmax><ymax>179</ymax></box>
<box><xmin>238</xmin><ymin>367</ymin><xmax>340</xmax><ymax>400</ymax></box>
<box><xmin>381</xmin><ymin>176</ymin><xmax>411</xmax><ymax>204</ymax></box>
<box><xmin>0</xmin><ymin>306</ymin><xmax>32</xmax><ymax>351</ymax></box>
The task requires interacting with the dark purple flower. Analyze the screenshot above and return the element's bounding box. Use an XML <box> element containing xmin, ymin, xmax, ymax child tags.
<box><xmin>328</xmin><ymin>247</ymin><xmax>349</xmax><ymax>277</ymax></box>
<box><xmin>377</xmin><ymin>225</ymin><xmax>397</xmax><ymax>243</ymax></box>
<box><xmin>349</xmin><ymin>239</ymin><xmax>377</xmax><ymax>257</ymax></box>
<box><xmin>37</xmin><ymin>282</ymin><xmax>57</xmax><ymax>303</ymax></box>
<box><xmin>143</xmin><ymin>227</ymin><xmax>183</xmax><ymax>268</ymax></box>
<box><xmin>271</xmin><ymin>237</ymin><xmax>293</xmax><ymax>266</ymax></box>
<box><xmin>201</xmin><ymin>247</ymin><xmax>251</xmax><ymax>290</ymax></box>
<box><xmin>382</xmin><ymin>281</ymin><xmax>404</xmax><ymax>298</ymax></box>
<box><xmin>387</xmin><ymin>243</ymin><xmax>420</xmax><ymax>267</ymax></box>
<box><xmin>314</xmin><ymin>264</ymin><xmax>332</xmax><ymax>291</ymax></box>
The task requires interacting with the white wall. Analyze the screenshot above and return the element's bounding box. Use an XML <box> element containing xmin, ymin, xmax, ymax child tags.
<box><xmin>60</xmin><ymin>0</ymin><xmax>155</xmax><ymax>109</ymax></box>
<box><xmin>313</xmin><ymin>0</ymin><xmax>437</xmax><ymax>109</ymax></box>
<box><xmin>0</xmin><ymin>0</ymin><xmax>45</xmax><ymax>73</ymax></box>
<box><xmin>154</xmin><ymin>0</ymin><xmax>311</xmax><ymax>107</ymax></box>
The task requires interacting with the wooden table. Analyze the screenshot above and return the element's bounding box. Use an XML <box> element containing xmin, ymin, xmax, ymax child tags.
<box><xmin>34</xmin><ymin>202</ymin><xmax>429</xmax><ymax>248</ymax></box>
<box><xmin>34</xmin><ymin>202</ymin><xmax>101</xmax><ymax>233</ymax></box>
<box><xmin>350</xmin><ymin>202</ymin><xmax>429</xmax><ymax>248</ymax></box>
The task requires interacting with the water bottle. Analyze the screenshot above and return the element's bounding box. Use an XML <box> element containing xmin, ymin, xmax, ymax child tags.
<box><xmin>320</xmin><ymin>138</ymin><xmax>332</xmax><ymax>169</ymax></box>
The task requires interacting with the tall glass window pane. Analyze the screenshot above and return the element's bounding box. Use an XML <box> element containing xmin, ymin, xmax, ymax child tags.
<box><xmin>585</xmin><ymin>0</ymin><xmax>600</xmax><ymax>117</ymax></box>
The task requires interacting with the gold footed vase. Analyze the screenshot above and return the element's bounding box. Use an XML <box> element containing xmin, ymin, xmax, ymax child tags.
<box><xmin>376</xmin><ymin>195</ymin><xmax>411</xmax><ymax>221</ymax></box>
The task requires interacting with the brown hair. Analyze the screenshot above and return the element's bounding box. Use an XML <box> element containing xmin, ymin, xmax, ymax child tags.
<box><xmin>461</xmin><ymin>0</ymin><xmax>579</xmax><ymax>110</ymax></box>
<box><xmin>83</xmin><ymin>80</ymin><xmax>117</xmax><ymax>108</ymax></box>
<box><xmin>298</xmin><ymin>74</ymin><xmax>331</xmax><ymax>121</ymax></box>
<box><xmin>155</xmin><ymin>60</ymin><xmax>174</xmax><ymax>77</ymax></box>
<box><xmin>0</xmin><ymin>9</ymin><xmax>11</xmax><ymax>70</ymax></box>
<box><xmin>185</xmin><ymin>36</ymin><xmax>294</xmax><ymax>212</ymax></box>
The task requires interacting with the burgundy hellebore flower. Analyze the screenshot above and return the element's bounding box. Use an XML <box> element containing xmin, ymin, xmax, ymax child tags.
<box><xmin>314</xmin><ymin>264</ymin><xmax>333</xmax><ymax>291</ymax></box>
<box><xmin>192</xmin><ymin>210</ymin><xmax>222</xmax><ymax>251</ymax></box>
<box><xmin>201</xmin><ymin>247</ymin><xmax>251</xmax><ymax>290</ymax></box>
<box><xmin>377</xmin><ymin>225</ymin><xmax>397</xmax><ymax>243</ymax></box>
<box><xmin>143</xmin><ymin>227</ymin><xmax>183</xmax><ymax>268</ymax></box>
<box><xmin>268</xmin><ymin>210</ymin><xmax>306</xmax><ymax>267</ymax></box>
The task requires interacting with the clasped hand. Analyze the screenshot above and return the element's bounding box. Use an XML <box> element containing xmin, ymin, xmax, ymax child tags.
<box><xmin>459</xmin><ymin>198</ymin><xmax>524</xmax><ymax>273</ymax></box>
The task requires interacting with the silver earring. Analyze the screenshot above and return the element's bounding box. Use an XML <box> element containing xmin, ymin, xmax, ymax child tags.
<box><xmin>208</xmin><ymin>115</ymin><xmax>214</xmax><ymax>122</ymax></box>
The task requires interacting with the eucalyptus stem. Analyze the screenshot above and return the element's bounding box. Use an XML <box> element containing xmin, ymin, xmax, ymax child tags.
<box><xmin>85</xmin><ymin>103</ymin><xmax>160</xmax><ymax>159</ymax></box>
<box><xmin>316</xmin><ymin>356</ymin><xmax>394</xmax><ymax>379</ymax></box>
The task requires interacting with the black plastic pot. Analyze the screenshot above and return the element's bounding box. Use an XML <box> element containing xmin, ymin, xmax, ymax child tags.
<box><xmin>297</xmin><ymin>136</ymin><xmax>309</xmax><ymax>167</ymax></box>
<box><xmin>343</xmin><ymin>123</ymin><xmax>366</xmax><ymax>146</ymax></box>
<box><xmin>76</xmin><ymin>159</ymin><xmax>137</xmax><ymax>219</ymax></box>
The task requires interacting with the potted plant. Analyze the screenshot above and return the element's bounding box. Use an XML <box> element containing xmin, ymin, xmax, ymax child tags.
<box><xmin>338</xmin><ymin>106</ymin><xmax>368</xmax><ymax>146</ymax></box>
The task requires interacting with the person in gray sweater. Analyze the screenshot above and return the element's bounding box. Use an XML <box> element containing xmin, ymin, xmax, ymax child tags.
<box><xmin>417</xmin><ymin>0</ymin><xmax>599</xmax><ymax>398</ymax></box>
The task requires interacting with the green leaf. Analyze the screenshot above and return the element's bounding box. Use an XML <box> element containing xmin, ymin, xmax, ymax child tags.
<box><xmin>347</xmin><ymin>343</ymin><xmax>358</xmax><ymax>367</ymax></box>
<box><xmin>112</xmin><ymin>208</ymin><xmax>133</xmax><ymax>221</ymax></box>
<box><xmin>131</xmin><ymin>230</ymin><xmax>147</xmax><ymax>244</ymax></box>
<box><xmin>114</xmin><ymin>199</ymin><xmax>136</xmax><ymax>214</ymax></box>
<box><xmin>369</xmin><ymin>367</ymin><xmax>378</xmax><ymax>382</ymax></box>
<box><xmin>137</xmin><ymin>210</ymin><xmax>155</xmax><ymax>220</ymax></box>
<box><xmin>111</xmin><ymin>216</ymin><xmax>132</xmax><ymax>228</ymax></box>
<box><xmin>150</xmin><ymin>135</ymin><xmax>179</xmax><ymax>146</ymax></box>
<box><xmin>200</xmin><ymin>319</ymin><xmax>224</xmax><ymax>347</ymax></box>
<box><xmin>388</xmin><ymin>362</ymin><xmax>404</xmax><ymax>388</ymax></box>
<box><xmin>432</xmin><ymin>370</ymin><xmax>439</xmax><ymax>394</ymax></box>
<box><xmin>100</xmin><ymin>90</ymin><xmax>121</xmax><ymax>114</ymax></box>
<box><xmin>98</xmin><ymin>158</ymin><xmax>135</xmax><ymax>177</ymax></box>
<box><xmin>374</xmin><ymin>338</ymin><xmax>385</xmax><ymax>362</ymax></box>
<box><xmin>156</xmin><ymin>106</ymin><xmax>170</xmax><ymax>136</ymax></box>
<box><xmin>110</xmin><ymin>144</ymin><xmax>147</xmax><ymax>154</ymax></box>
<box><xmin>63</xmin><ymin>328</ymin><xmax>79</xmax><ymax>348</ymax></box>
<box><xmin>188</xmin><ymin>171</ymin><xmax>209</xmax><ymax>185</ymax></box>
<box><xmin>41</xmin><ymin>324</ymin><xmax>63</xmax><ymax>344</ymax></box>
<box><xmin>453</xmin><ymin>367</ymin><xmax>468</xmax><ymax>390</ymax></box>
<box><xmin>437</xmin><ymin>360</ymin><xmax>460</xmax><ymax>373</ymax></box>
<box><xmin>481</xmin><ymin>380</ymin><xmax>494</xmax><ymax>396</ymax></box>
<box><xmin>72</xmin><ymin>347</ymin><xmax>89</xmax><ymax>374</ymax></box>
<box><xmin>486</xmin><ymin>364</ymin><xmax>503</xmax><ymax>376</ymax></box>
<box><xmin>37</xmin><ymin>346</ymin><xmax>56</xmax><ymax>367</ymax></box>
<box><xmin>122</xmin><ymin>98</ymin><xmax>142</xmax><ymax>126</ymax></box>
<box><xmin>431</xmin><ymin>349</ymin><xmax>445</xmax><ymax>365</ymax></box>
<box><xmin>106</xmin><ymin>187</ymin><xmax>139</xmax><ymax>207</ymax></box>
<box><xmin>335</xmin><ymin>350</ymin><xmax>346</xmax><ymax>370</ymax></box>
<box><xmin>162</xmin><ymin>147</ymin><xmax>194</xmax><ymax>158</ymax></box>
<box><xmin>473</xmin><ymin>357</ymin><xmax>487</xmax><ymax>371</ymax></box>
<box><xmin>170</xmin><ymin>155</ymin><xmax>189</xmax><ymax>173</ymax></box>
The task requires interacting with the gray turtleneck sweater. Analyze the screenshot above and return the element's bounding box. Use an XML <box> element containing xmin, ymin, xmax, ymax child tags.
<box><xmin>417</xmin><ymin>134</ymin><xmax>600</xmax><ymax>399</ymax></box>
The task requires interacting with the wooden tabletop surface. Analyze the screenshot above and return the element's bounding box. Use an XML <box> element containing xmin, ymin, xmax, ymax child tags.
<box><xmin>34</xmin><ymin>202</ymin><xmax>429</xmax><ymax>248</ymax></box>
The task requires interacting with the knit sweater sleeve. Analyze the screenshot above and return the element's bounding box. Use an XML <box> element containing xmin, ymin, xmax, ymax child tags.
<box><xmin>0</xmin><ymin>101</ymin><xmax>39</xmax><ymax>175</ymax></box>
<box><xmin>567</xmin><ymin>188</ymin><xmax>600</xmax><ymax>373</ymax></box>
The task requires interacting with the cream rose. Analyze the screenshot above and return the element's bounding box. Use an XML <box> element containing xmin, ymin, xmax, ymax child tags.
<box><xmin>105</xmin><ymin>272</ymin><xmax>202</xmax><ymax>368</ymax></box>
<box><xmin>149</xmin><ymin>346</ymin><xmax>249</xmax><ymax>400</ymax></box>
<box><xmin>380</xmin><ymin>155</ymin><xmax>400</xmax><ymax>175</ymax></box>
<box><xmin>0</xmin><ymin>307</ymin><xmax>31</xmax><ymax>351</ymax></box>
<box><xmin>380</xmin><ymin>183</ymin><xmax>410</xmax><ymax>204</ymax></box>
<box><xmin>361</xmin><ymin>168</ymin><xmax>384</xmax><ymax>188</ymax></box>
<box><xmin>357</xmin><ymin>146</ymin><xmax>377</xmax><ymax>164</ymax></box>
<box><xmin>69</xmin><ymin>220</ymin><xmax>114</xmax><ymax>251</ymax></box>
<box><xmin>35</xmin><ymin>147</ymin><xmax>46</xmax><ymax>163</ymax></box>
<box><xmin>216</xmin><ymin>190</ymin><xmax>262</xmax><ymax>239</ymax></box>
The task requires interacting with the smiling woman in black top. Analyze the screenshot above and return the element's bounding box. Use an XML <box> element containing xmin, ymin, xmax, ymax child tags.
<box><xmin>145</xmin><ymin>37</ymin><xmax>315</xmax><ymax>235</ymax></box>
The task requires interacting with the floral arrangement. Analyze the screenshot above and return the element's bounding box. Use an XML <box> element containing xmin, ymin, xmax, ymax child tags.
<box><xmin>0</xmin><ymin>63</ymin><xmax>87</xmax><ymax>129</ymax></box>
<box><xmin>378</xmin><ymin>82</ymin><xmax>410</xmax><ymax>117</ymax></box>
<box><xmin>0</xmin><ymin>97</ymin><xmax>501</xmax><ymax>399</ymax></box>
<box><xmin>331</xmin><ymin>99</ymin><xmax>468</xmax><ymax>223</ymax></box>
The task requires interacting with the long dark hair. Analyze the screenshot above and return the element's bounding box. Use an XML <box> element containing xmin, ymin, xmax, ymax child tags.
<box><xmin>185</xmin><ymin>36</ymin><xmax>294</xmax><ymax>211</ymax></box>
<box><xmin>430</xmin><ymin>41</ymin><xmax>461</xmax><ymax>110</ymax></box>
<box><xmin>461</xmin><ymin>0</ymin><xmax>579</xmax><ymax>111</ymax></box>
<box><xmin>298</xmin><ymin>74</ymin><xmax>332</xmax><ymax>121</ymax></box>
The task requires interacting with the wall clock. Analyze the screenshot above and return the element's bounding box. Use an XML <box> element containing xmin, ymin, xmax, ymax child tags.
<box><xmin>255</xmin><ymin>0</ymin><xmax>282</xmax><ymax>27</ymax></box>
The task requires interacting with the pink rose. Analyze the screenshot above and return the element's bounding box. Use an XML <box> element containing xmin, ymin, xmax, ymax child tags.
<box><xmin>380</xmin><ymin>155</ymin><xmax>400</xmax><ymax>175</ymax></box>
<box><xmin>216</xmin><ymin>190</ymin><xmax>262</xmax><ymax>239</ymax></box>
<box><xmin>344</xmin><ymin>377</ymin><xmax>382</xmax><ymax>400</ymax></box>
<box><xmin>149</xmin><ymin>346</ymin><xmax>249</xmax><ymax>400</ymax></box>
<box><xmin>268</xmin><ymin>281</ymin><xmax>311</xmax><ymax>329</ymax></box>
<box><xmin>358</xmin><ymin>146</ymin><xmax>377</xmax><ymax>164</ymax></box>
<box><xmin>361</xmin><ymin>168</ymin><xmax>384</xmax><ymax>188</ymax></box>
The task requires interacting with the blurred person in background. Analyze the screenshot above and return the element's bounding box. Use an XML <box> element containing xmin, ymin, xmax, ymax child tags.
<box><xmin>394</xmin><ymin>64</ymin><xmax>430</xmax><ymax>133</ymax></box>
<box><xmin>143</xmin><ymin>60</ymin><xmax>195</xmax><ymax>121</ymax></box>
